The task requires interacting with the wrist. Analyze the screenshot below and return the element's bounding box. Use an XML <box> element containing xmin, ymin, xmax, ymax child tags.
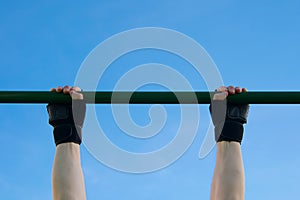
<box><xmin>215</xmin><ymin>120</ymin><xmax>244</xmax><ymax>144</ymax></box>
<box><xmin>53</xmin><ymin>124</ymin><xmax>82</xmax><ymax>146</ymax></box>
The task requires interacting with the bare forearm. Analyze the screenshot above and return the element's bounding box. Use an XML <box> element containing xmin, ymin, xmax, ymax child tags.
<box><xmin>52</xmin><ymin>143</ymin><xmax>86</xmax><ymax>200</ymax></box>
<box><xmin>210</xmin><ymin>141</ymin><xmax>245</xmax><ymax>200</ymax></box>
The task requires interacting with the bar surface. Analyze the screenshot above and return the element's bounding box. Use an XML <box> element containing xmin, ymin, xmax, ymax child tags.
<box><xmin>0</xmin><ymin>91</ymin><xmax>300</xmax><ymax>104</ymax></box>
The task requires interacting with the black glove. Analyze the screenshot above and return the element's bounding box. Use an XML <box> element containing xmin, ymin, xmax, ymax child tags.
<box><xmin>209</xmin><ymin>99</ymin><xmax>249</xmax><ymax>144</ymax></box>
<box><xmin>47</xmin><ymin>100</ymin><xmax>86</xmax><ymax>146</ymax></box>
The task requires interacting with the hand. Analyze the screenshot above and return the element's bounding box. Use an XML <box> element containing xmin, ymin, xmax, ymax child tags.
<box><xmin>213</xmin><ymin>86</ymin><xmax>247</xmax><ymax>100</ymax></box>
<box><xmin>47</xmin><ymin>85</ymin><xmax>86</xmax><ymax>146</ymax></box>
<box><xmin>50</xmin><ymin>85</ymin><xmax>83</xmax><ymax>100</ymax></box>
<box><xmin>210</xmin><ymin>86</ymin><xmax>249</xmax><ymax>144</ymax></box>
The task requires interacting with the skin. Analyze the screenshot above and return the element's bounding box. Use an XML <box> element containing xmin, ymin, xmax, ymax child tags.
<box><xmin>50</xmin><ymin>85</ymin><xmax>247</xmax><ymax>200</ymax></box>
<box><xmin>51</xmin><ymin>86</ymin><xmax>86</xmax><ymax>200</ymax></box>
<box><xmin>210</xmin><ymin>86</ymin><xmax>247</xmax><ymax>200</ymax></box>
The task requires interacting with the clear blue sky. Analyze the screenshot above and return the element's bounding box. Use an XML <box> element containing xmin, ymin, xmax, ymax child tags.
<box><xmin>1</xmin><ymin>0</ymin><xmax>300</xmax><ymax>199</ymax></box>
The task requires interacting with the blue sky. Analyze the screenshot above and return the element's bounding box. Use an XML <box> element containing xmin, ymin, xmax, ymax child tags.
<box><xmin>0</xmin><ymin>0</ymin><xmax>300</xmax><ymax>199</ymax></box>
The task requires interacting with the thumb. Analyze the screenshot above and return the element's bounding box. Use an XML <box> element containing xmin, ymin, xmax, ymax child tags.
<box><xmin>70</xmin><ymin>90</ymin><xmax>83</xmax><ymax>100</ymax></box>
<box><xmin>213</xmin><ymin>91</ymin><xmax>228</xmax><ymax>100</ymax></box>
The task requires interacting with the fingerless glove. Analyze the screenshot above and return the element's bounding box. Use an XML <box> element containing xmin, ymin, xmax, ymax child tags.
<box><xmin>209</xmin><ymin>100</ymin><xmax>249</xmax><ymax>144</ymax></box>
<box><xmin>47</xmin><ymin>100</ymin><xmax>86</xmax><ymax>146</ymax></box>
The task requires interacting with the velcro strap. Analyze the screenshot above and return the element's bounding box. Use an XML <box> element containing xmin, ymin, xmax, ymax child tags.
<box><xmin>215</xmin><ymin>120</ymin><xmax>244</xmax><ymax>144</ymax></box>
<box><xmin>53</xmin><ymin>125</ymin><xmax>82</xmax><ymax>146</ymax></box>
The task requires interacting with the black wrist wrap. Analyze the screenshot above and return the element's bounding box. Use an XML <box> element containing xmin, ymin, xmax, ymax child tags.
<box><xmin>210</xmin><ymin>100</ymin><xmax>249</xmax><ymax>144</ymax></box>
<box><xmin>47</xmin><ymin>100</ymin><xmax>86</xmax><ymax>146</ymax></box>
<box><xmin>215</xmin><ymin>120</ymin><xmax>244</xmax><ymax>143</ymax></box>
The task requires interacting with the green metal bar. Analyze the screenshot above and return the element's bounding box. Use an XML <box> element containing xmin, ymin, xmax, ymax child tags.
<box><xmin>0</xmin><ymin>91</ymin><xmax>299</xmax><ymax>104</ymax></box>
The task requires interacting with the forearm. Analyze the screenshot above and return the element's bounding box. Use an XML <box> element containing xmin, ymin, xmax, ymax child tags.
<box><xmin>210</xmin><ymin>141</ymin><xmax>245</xmax><ymax>200</ymax></box>
<box><xmin>52</xmin><ymin>143</ymin><xmax>86</xmax><ymax>200</ymax></box>
<box><xmin>209</xmin><ymin>86</ymin><xmax>248</xmax><ymax>200</ymax></box>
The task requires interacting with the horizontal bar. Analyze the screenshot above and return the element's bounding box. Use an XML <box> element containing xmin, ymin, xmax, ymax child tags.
<box><xmin>0</xmin><ymin>91</ymin><xmax>300</xmax><ymax>104</ymax></box>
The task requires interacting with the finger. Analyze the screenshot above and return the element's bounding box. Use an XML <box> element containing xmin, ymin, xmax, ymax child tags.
<box><xmin>70</xmin><ymin>90</ymin><xmax>83</xmax><ymax>100</ymax></box>
<box><xmin>213</xmin><ymin>91</ymin><xmax>228</xmax><ymax>100</ymax></box>
<box><xmin>63</xmin><ymin>86</ymin><xmax>71</xmax><ymax>94</ymax></box>
<box><xmin>235</xmin><ymin>87</ymin><xmax>242</xmax><ymax>93</ymax></box>
<box><xmin>216</xmin><ymin>86</ymin><xmax>228</xmax><ymax>92</ymax></box>
<box><xmin>71</xmin><ymin>86</ymin><xmax>82</xmax><ymax>92</ymax></box>
<box><xmin>63</xmin><ymin>85</ymin><xmax>71</xmax><ymax>90</ymax></box>
<box><xmin>228</xmin><ymin>86</ymin><xmax>235</xmax><ymax>95</ymax></box>
<box><xmin>50</xmin><ymin>88</ymin><xmax>56</xmax><ymax>92</ymax></box>
<box><xmin>56</xmin><ymin>86</ymin><xmax>63</xmax><ymax>92</ymax></box>
<box><xmin>214</xmin><ymin>86</ymin><xmax>228</xmax><ymax>100</ymax></box>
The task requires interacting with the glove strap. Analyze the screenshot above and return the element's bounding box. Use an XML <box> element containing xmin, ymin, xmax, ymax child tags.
<box><xmin>53</xmin><ymin>124</ymin><xmax>82</xmax><ymax>146</ymax></box>
<box><xmin>215</xmin><ymin>120</ymin><xmax>244</xmax><ymax>144</ymax></box>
